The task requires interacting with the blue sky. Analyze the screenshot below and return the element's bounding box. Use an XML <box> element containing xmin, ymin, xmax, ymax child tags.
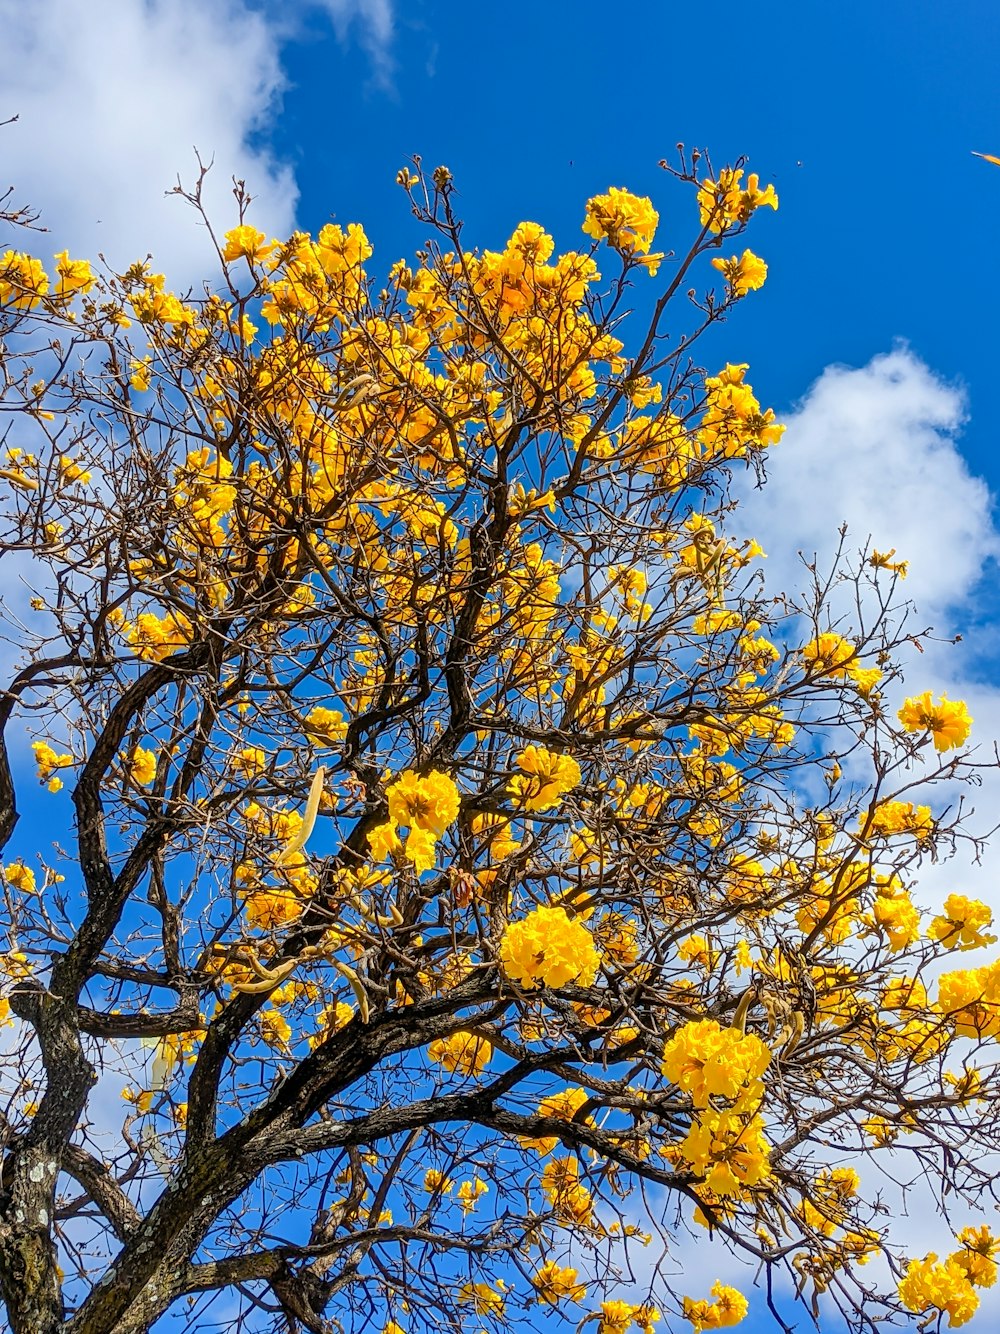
<box><xmin>4</xmin><ymin>0</ymin><xmax>1000</xmax><ymax>1329</ymax></box>
<box><xmin>270</xmin><ymin>0</ymin><xmax>1000</xmax><ymax>481</ymax></box>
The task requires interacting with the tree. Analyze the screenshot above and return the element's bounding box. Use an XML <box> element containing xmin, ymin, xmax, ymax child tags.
<box><xmin>0</xmin><ymin>149</ymin><xmax>994</xmax><ymax>1334</ymax></box>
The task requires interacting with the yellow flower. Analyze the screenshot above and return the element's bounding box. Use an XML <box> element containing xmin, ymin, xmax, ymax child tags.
<box><xmin>305</xmin><ymin>705</ymin><xmax>347</xmax><ymax>746</ymax></box>
<box><xmin>697</xmin><ymin>168</ymin><xmax>778</xmax><ymax>234</ymax></box>
<box><xmin>456</xmin><ymin>1176</ymin><xmax>489</xmax><ymax>1213</ymax></box>
<box><xmin>233</xmin><ymin>747</ymin><xmax>267</xmax><ymax>778</ymax></box>
<box><xmin>863</xmin><ymin>800</ymin><xmax>934</xmax><ymax>842</ymax></box>
<box><xmin>952</xmin><ymin>1226</ymin><xmax>1000</xmax><ymax>1290</ymax></box>
<box><xmin>3</xmin><ymin>862</ymin><xmax>36</xmax><ymax>894</ymax></box>
<box><xmin>423</xmin><ymin>1168</ymin><xmax>453</xmax><ymax>1194</ymax></box>
<box><xmin>259</xmin><ymin>1007</ymin><xmax>292</xmax><ymax>1050</ymax></box>
<box><xmin>127</xmin><ymin>610</ymin><xmax>194</xmax><ymax>662</ymax></box>
<box><xmin>500</xmin><ymin>905</ymin><xmax>599</xmax><ymax>990</ymax></box>
<box><xmin>243</xmin><ymin>888</ymin><xmax>304</xmax><ymax>931</ymax></box>
<box><xmin>898</xmin><ymin>692</ymin><xmax>972</xmax><ymax>751</ymax></box>
<box><xmin>403</xmin><ymin>825</ymin><xmax>438</xmax><ymax>875</ymax></box>
<box><xmin>0</xmin><ymin>250</ymin><xmax>49</xmax><ymax>308</ymax></box>
<box><xmin>597</xmin><ymin>1300</ymin><xmax>636</xmax><ymax>1334</ymax></box>
<box><xmin>583</xmin><ymin>188</ymin><xmax>659</xmax><ymax>262</ymax></box>
<box><xmin>129</xmin><ymin>747</ymin><xmax>157</xmax><ymax>787</ymax></box>
<box><xmin>930</xmin><ymin>894</ymin><xmax>996</xmax><ymax>951</ymax></box>
<box><xmin>682</xmin><ymin>1282</ymin><xmax>749</xmax><ymax>1331</ymax></box>
<box><xmin>32</xmin><ymin>740</ymin><xmax>73</xmax><ymax>786</ymax></box>
<box><xmin>53</xmin><ymin>251</ymin><xmax>94</xmax><ymax>298</ymax></box>
<box><xmin>386</xmin><ymin>769</ymin><xmax>460</xmax><ymax>838</ymax></box>
<box><xmin>457</xmin><ymin>1282</ymin><xmax>504</xmax><ymax>1317</ymax></box>
<box><xmin>898</xmin><ymin>1253</ymin><xmax>979</xmax><ymax>1327</ymax></box>
<box><xmin>520</xmin><ymin>1086</ymin><xmax>592</xmax><ymax>1155</ymax></box>
<box><xmin>801</xmin><ymin>632</ymin><xmax>856</xmax><ymax>678</ymax></box>
<box><xmin>309</xmin><ymin>1002</ymin><xmax>355</xmax><ymax>1048</ymax></box>
<box><xmin>868</xmin><ymin>547</ymin><xmax>908</xmax><ymax>577</ymax></box>
<box><xmin>711</xmin><ymin>249</ymin><xmax>767</xmax><ymax>296</ymax></box>
<box><xmin>508</xmin><ymin>745</ymin><xmax>581</xmax><ymax>812</ymax></box>
<box><xmin>130</xmin><ymin>357</ymin><xmax>152</xmax><ymax>392</ymax></box>
<box><xmin>428</xmin><ymin>1031</ymin><xmax>492</xmax><ymax>1076</ymax></box>
<box><xmin>221</xmin><ymin>225</ymin><xmax>274</xmax><ymax>265</ymax></box>
<box><xmin>662</xmin><ymin>1019</ymin><xmax>769</xmax><ymax>1108</ymax></box>
<box><xmin>368</xmin><ymin>820</ymin><xmax>403</xmax><ymax>861</ymax></box>
<box><xmin>540</xmin><ymin>1155</ymin><xmax>593</xmax><ymax>1224</ymax></box>
<box><xmin>532</xmin><ymin>1260</ymin><xmax>587</xmax><ymax>1305</ymax></box>
<box><xmin>872</xmin><ymin>877</ymin><xmax>920</xmax><ymax>951</ymax></box>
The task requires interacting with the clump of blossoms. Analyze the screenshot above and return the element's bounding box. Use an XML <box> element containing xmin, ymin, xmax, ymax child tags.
<box><xmin>697</xmin><ymin>167</ymin><xmax>778</xmax><ymax>233</ymax></box>
<box><xmin>682</xmin><ymin>1282</ymin><xmax>749</xmax><ymax>1332</ymax></box>
<box><xmin>898</xmin><ymin>691</ymin><xmax>973</xmax><ymax>752</ymax></box>
<box><xmin>661</xmin><ymin>1019</ymin><xmax>770</xmax><ymax>1107</ymax></box>
<box><xmin>897</xmin><ymin>1227</ymin><xmax>1000</xmax><ymax>1330</ymax></box>
<box><xmin>31</xmin><ymin>739</ymin><xmax>73</xmax><ymax>793</ymax></box>
<box><xmin>507</xmin><ymin>745</ymin><xmax>582</xmax><ymax>812</ymax></box>
<box><xmin>800</xmin><ymin>632</ymin><xmax>882</xmax><ymax>696</ymax></box>
<box><xmin>532</xmin><ymin>1260</ymin><xmax>587</xmax><ymax>1305</ymax></box>
<box><xmin>427</xmin><ymin>1030</ymin><xmax>492</xmax><ymax>1076</ymax></box>
<box><xmin>710</xmin><ymin>249</ymin><xmax>767</xmax><ymax>296</ymax></box>
<box><xmin>368</xmin><ymin>768</ymin><xmax>460</xmax><ymax>874</ymax></box>
<box><xmin>582</xmin><ymin>187</ymin><xmax>663</xmax><ymax>272</ymax></box>
<box><xmin>500</xmin><ymin>905</ymin><xmax>599</xmax><ymax>989</ymax></box>
<box><xmin>662</xmin><ymin>1020</ymin><xmax>773</xmax><ymax>1200</ymax></box>
<box><xmin>593</xmin><ymin>1299</ymin><xmax>661</xmax><ymax>1334</ymax></box>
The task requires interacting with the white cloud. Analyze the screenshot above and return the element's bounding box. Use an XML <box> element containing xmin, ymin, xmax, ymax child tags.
<box><xmin>732</xmin><ymin>348</ymin><xmax>1000</xmax><ymax>1316</ymax></box>
<box><xmin>0</xmin><ymin>0</ymin><xmax>298</xmax><ymax>283</ymax></box>
<box><xmin>739</xmin><ymin>346</ymin><xmax>998</xmax><ymax>626</ymax></box>
<box><xmin>309</xmin><ymin>0</ymin><xmax>395</xmax><ymax>88</ymax></box>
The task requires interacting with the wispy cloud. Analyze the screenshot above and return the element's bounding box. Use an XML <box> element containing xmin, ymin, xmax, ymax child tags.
<box><xmin>308</xmin><ymin>0</ymin><xmax>396</xmax><ymax>88</ymax></box>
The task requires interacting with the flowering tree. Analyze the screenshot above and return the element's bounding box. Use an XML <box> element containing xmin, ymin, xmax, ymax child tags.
<box><xmin>0</xmin><ymin>151</ymin><xmax>995</xmax><ymax>1334</ymax></box>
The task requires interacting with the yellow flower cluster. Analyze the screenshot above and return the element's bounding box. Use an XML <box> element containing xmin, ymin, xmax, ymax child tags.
<box><xmin>710</xmin><ymin>249</ymin><xmax>767</xmax><ymax>296</ymax></box>
<box><xmin>582</xmin><ymin>188</ymin><xmax>661</xmax><ymax>270</ymax></box>
<box><xmin>3</xmin><ymin>862</ymin><xmax>36</xmax><ymax>894</ymax></box>
<box><xmin>682</xmin><ymin>1282</ymin><xmax>749</xmax><ymax>1332</ymax></box>
<box><xmin>697</xmin><ymin>168</ymin><xmax>778</xmax><ymax>234</ymax></box>
<box><xmin>304</xmin><ymin>705</ymin><xmax>347</xmax><ymax>746</ymax></box>
<box><xmin>532</xmin><ymin>1261</ymin><xmax>587</xmax><ymax>1305</ymax></box>
<box><xmin>221</xmin><ymin>224</ymin><xmax>276</xmax><ymax>266</ymax></box>
<box><xmin>596</xmin><ymin>1299</ymin><xmax>660</xmax><ymax>1334</ymax></box>
<box><xmin>125</xmin><ymin>610</ymin><xmax>194</xmax><ymax>663</ymax></box>
<box><xmin>308</xmin><ymin>1001</ymin><xmax>355</xmax><ymax>1049</ymax></box>
<box><xmin>661</xmin><ymin>1019</ymin><xmax>770</xmax><ymax>1107</ymax></box>
<box><xmin>31</xmin><ymin>739</ymin><xmax>73</xmax><ymax>793</ymax></box>
<box><xmin>898</xmin><ymin>692</ymin><xmax>973</xmax><ymax>752</ymax></box>
<box><xmin>54</xmin><ymin>251</ymin><xmax>94</xmax><ymax>298</ymax></box>
<box><xmin>801</xmin><ymin>633</ymin><xmax>881</xmax><ymax>695</ymax></box>
<box><xmin>520</xmin><ymin>1086</ymin><xmax>592</xmax><ymax>1155</ymax></box>
<box><xmin>368</xmin><ymin>768</ymin><xmax>460</xmax><ymax>875</ymax></box>
<box><xmin>427</xmin><ymin>1030</ymin><xmax>492</xmax><ymax>1076</ymax></box>
<box><xmin>662</xmin><ymin>1020</ymin><xmax>772</xmax><ymax>1199</ymax></box>
<box><xmin>898</xmin><ymin>1228</ymin><xmax>1000</xmax><ymax>1329</ymax></box>
<box><xmin>936</xmin><ymin>959</ymin><xmax>1000</xmax><ymax>1038</ymax></box>
<box><xmin>862</xmin><ymin>800</ymin><xmax>933</xmax><ymax>843</ymax></box>
<box><xmin>541</xmin><ymin>1155</ymin><xmax>594</xmax><ymax>1225</ymax></box>
<box><xmin>871</xmin><ymin>876</ymin><xmax>921</xmax><ymax>952</ymax></box>
<box><xmin>456</xmin><ymin>1176</ymin><xmax>489</xmax><ymax>1213</ymax></box>
<box><xmin>0</xmin><ymin>250</ymin><xmax>49</xmax><ymax>309</ymax></box>
<box><xmin>129</xmin><ymin>747</ymin><xmax>157</xmax><ymax>787</ymax></box>
<box><xmin>508</xmin><ymin>745</ymin><xmax>581</xmax><ymax>812</ymax></box>
<box><xmin>500</xmin><ymin>905</ymin><xmax>600</xmax><ymax>990</ymax></box>
<box><xmin>930</xmin><ymin>894</ymin><xmax>996</xmax><ymax>951</ymax></box>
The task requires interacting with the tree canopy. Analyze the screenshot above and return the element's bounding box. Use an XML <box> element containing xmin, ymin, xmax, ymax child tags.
<box><xmin>0</xmin><ymin>152</ymin><xmax>995</xmax><ymax>1334</ymax></box>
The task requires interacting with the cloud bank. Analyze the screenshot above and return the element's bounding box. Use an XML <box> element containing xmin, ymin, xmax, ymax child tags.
<box><xmin>0</xmin><ymin>1</ymin><xmax>400</xmax><ymax>285</ymax></box>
